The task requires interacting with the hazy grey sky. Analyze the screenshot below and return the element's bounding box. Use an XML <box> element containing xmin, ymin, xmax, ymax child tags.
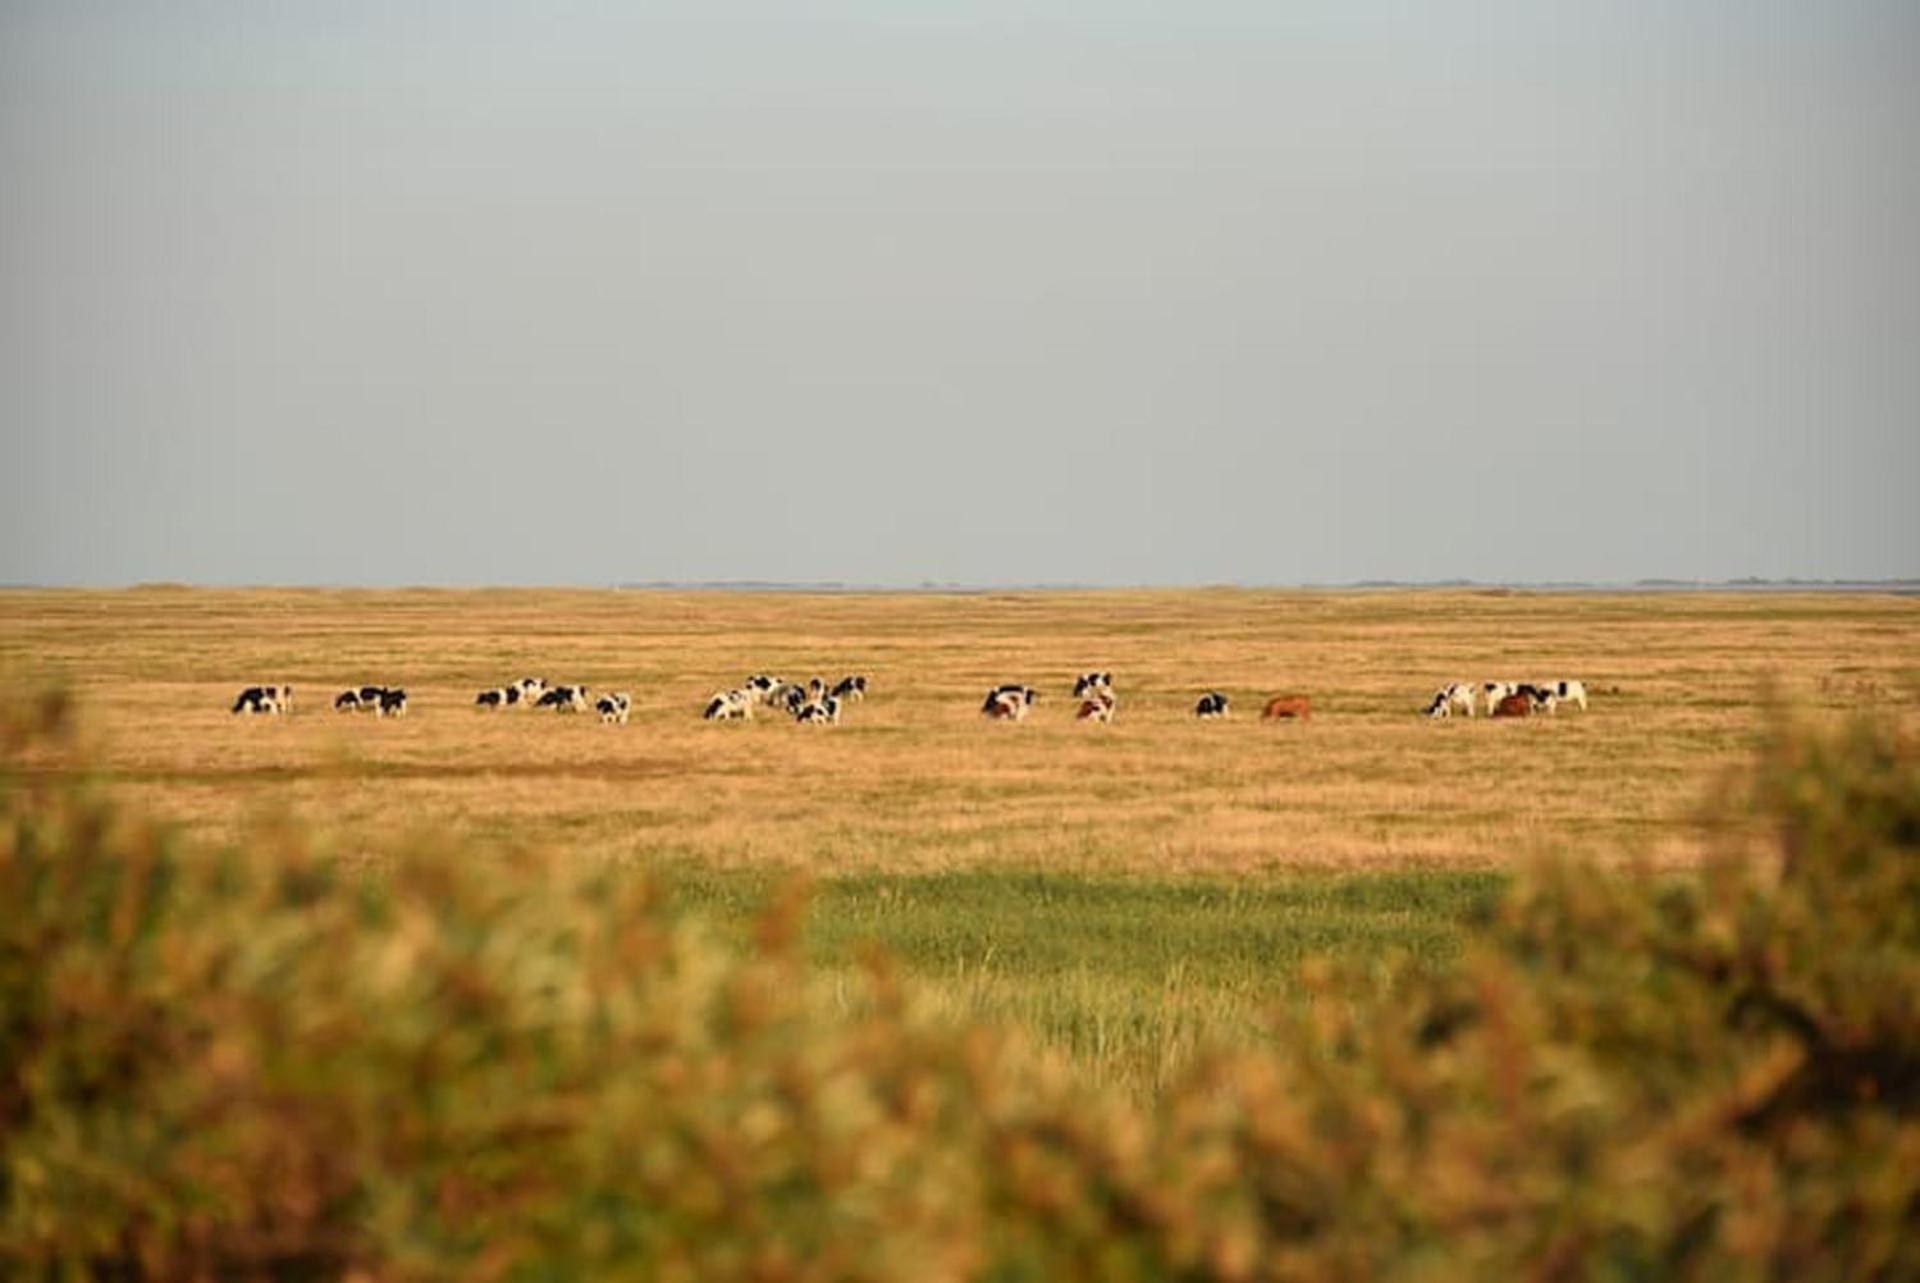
<box><xmin>3</xmin><ymin>1</ymin><xmax>1915</xmax><ymax>586</ymax></box>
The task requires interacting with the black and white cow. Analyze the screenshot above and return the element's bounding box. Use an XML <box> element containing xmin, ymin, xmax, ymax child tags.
<box><xmin>596</xmin><ymin>691</ymin><xmax>631</xmax><ymax>724</ymax></box>
<box><xmin>796</xmin><ymin>695</ymin><xmax>841</xmax><ymax>724</ymax></box>
<box><xmin>1194</xmin><ymin>691</ymin><xmax>1230</xmax><ymax>719</ymax></box>
<box><xmin>704</xmin><ymin>689</ymin><xmax>753</xmax><ymax>721</ymax></box>
<box><xmin>1531</xmin><ymin>679</ymin><xmax>1588</xmax><ymax>712</ymax></box>
<box><xmin>376</xmin><ymin>688</ymin><xmax>408</xmax><ymax>717</ymax></box>
<box><xmin>1481</xmin><ymin>681</ymin><xmax>1520</xmax><ymax>716</ymax></box>
<box><xmin>537</xmin><ymin>684</ymin><xmax>590</xmax><ymax>714</ymax></box>
<box><xmin>232</xmin><ymin>685</ymin><xmax>292</xmax><ymax>715</ymax></box>
<box><xmin>1073</xmin><ymin>671</ymin><xmax>1114</xmax><ymax>699</ymax></box>
<box><xmin>829</xmin><ymin>675</ymin><xmax>868</xmax><ymax>702</ymax></box>
<box><xmin>982</xmin><ymin>685</ymin><xmax>1037</xmax><ymax>721</ymax></box>
<box><xmin>337</xmin><ymin>684</ymin><xmax>392</xmax><ymax>713</ymax></box>
<box><xmin>1425</xmin><ymin>682</ymin><xmax>1476</xmax><ymax>719</ymax></box>
<box><xmin>744</xmin><ymin>675</ymin><xmax>783</xmax><ymax>706</ymax></box>
<box><xmin>475</xmin><ymin>676</ymin><xmax>546</xmax><ymax>710</ymax></box>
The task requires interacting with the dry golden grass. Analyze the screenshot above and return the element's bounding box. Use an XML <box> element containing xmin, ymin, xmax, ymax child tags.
<box><xmin>2</xmin><ymin>586</ymin><xmax>1914</xmax><ymax>873</ymax></box>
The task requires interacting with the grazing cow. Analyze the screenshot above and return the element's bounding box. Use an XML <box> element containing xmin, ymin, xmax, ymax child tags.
<box><xmin>796</xmin><ymin>695</ymin><xmax>841</xmax><ymax>725</ymax></box>
<box><xmin>1532</xmin><ymin>679</ymin><xmax>1588</xmax><ymax>711</ymax></box>
<box><xmin>1073</xmin><ymin>671</ymin><xmax>1114</xmax><ymax>699</ymax></box>
<box><xmin>376</xmin><ymin>688</ymin><xmax>408</xmax><ymax>718</ymax></box>
<box><xmin>1481</xmin><ymin>682</ymin><xmax>1521</xmax><ymax>717</ymax></box>
<box><xmin>704</xmin><ymin>689</ymin><xmax>753</xmax><ymax>721</ymax></box>
<box><xmin>338</xmin><ymin>684</ymin><xmax>391</xmax><ymax>713</ymax></box>
<box><xmin>232</xmin><ymin>685</ymin><xmax>292</xmax><ymax>715</ymax></box>
<box><xmin>538</xmin><ymin>684</ymin><xmax>591</xmax><ymax>714</ymax></box>
<box><xmin>830</xmin><ymin>675</ymin><xmax>868</xmax><ymax>702</ymax></box>
<box><xmin>780</xmin><ymin>684</ymin><xmax>808</xmax><ymax>716</ymax></box>
<box><xmin>1076</xmin><ymin>692</ymin><xmax>1116</xmax><ymax>723</ymax></box>
<box><xmin>1492</xmin><ymin>692</ymin><xmax>1535</xmax><ymax>718</ymax></box>
<box><xmin>478</xmin><ymin>677</ymin><xmax>545</xmax><ymax>709</ymax></box>
<box><xmin>1261</xmin><ymin>694</ymin><xmax>1311</xmax><ymax>721</ymax></box>
<box><xmin>744</xmin><ymin>675</ymin><xmax>783</xmax><ymax>705</ymax></box>
<box><xmin>1425</xmin><ymin>682</ymin><xmax>1475</xmax><ymax>719</ymax></box>
<box><xmin>1194</xmin><ymin>691</ymin><xmax>1230</xmax><ymax>719</ymax></box>
<box><xmin>982</xmin><ymin>686</ymin><xmax>1037</xmax><ymax>721</ymax></box>
<box><xmin>597</xmin><ymin>692</ymin><xmax>631</xmax><ymax>724</ymax></box>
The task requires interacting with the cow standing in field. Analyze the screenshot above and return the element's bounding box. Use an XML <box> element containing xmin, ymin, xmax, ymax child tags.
<box><xmin>1481</xmin><ymin>682</ymin><xmax>1520</xmax><ymax>716</ymax></box>
<box><xmin>475</xmin><ymin>677</ymin><xmax>546</xmax><ymax>710</ymax></box>
<box><xmin>337</xmin><ymin>684</ymin><xmax>393</xmax><ymax>713</ymax></box>
<box><xmin>1425</xmin><ymin>682</ymin><xmax>1476</xmax><ymax>719</ymax></box>
<box><xmin>796</xmin><ymin>695</ymin><xmax>841</xmax><ymax>724</ymax></box>
<box><xmin>376</xmin><ymin>688</ymin><xmax>408</xmax><ymax>717</ymax></box>
<box><xmin>1531</xmin><ymin>679</ymin><xmax>1588</xmax><ymax>711</ymax></box>
<box><xmin>830</xmin><ymin>675</ymin><xmax>868</xmax><ymax>702</ymax></box>
<box><xmin>538</xmin><ymin>684</ymin><xmax>591</xmax><ymax>714</ymax></box>
<box><xmin>744</xmin><ymin>675</ymin><xmax>783</xmax><ymax>706</ymax></box>
<box><xmin>982</xmin><ymin>685</ymin><xmax>1037</xmax><ymax>721</ymax></box>
<box><xmin>1261</xmin><ymin>694</ymin><xmax>1311</xmax><ymax>721</ymax></box>
<box><xmin>1076</xmin><ymin>691</ymin><xmax>1116</xmax><ymax>723</ymax></box>
<box><xmin>704</xmin><ymin>689</ymin><xmax>753</xmax><ymax>721</ymax></box>
<box><xmin>232</xmin><ymin>685</ymin><xmax>292</xmax><ymax>715</ymax></box>
<box><xmin>1073</xmin><ymin>672</ymin><xmax>1114</xmax><ymax>700</ymax></box>
<box><xmin>596</xmin><ymin>692</ymin><xmax>631</xmax><ymax>724</ymax></box>
<box><xmin>1194</xmin><ymin>691</ymin><xmax>1230</xmax><ymax>719</ymax></box>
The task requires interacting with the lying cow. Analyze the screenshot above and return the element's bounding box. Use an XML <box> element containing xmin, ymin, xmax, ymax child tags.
<box><xmin>982</xmin><ymin>685</ymin><xmax>1037</xmax><ymax>721</ymax></box>
<box><xmin>597</xmin><ymin>692</ymin><xmax>631</xmax><ymax>724</ymax></box>
<box><xmin>1076</xmin><ymin>691</ymin><xmax>1116</xmax><ymax>723</ymax></box>
<box><xmin>704</xmin><ymin>689</ymin><xmax>753</xmax><ymax>721</ymax></box>
<box><xmin>1261</xmin><ymin>694</ymin><xmax>1311</xmax><ymax>721</ymax></box>
<box><xmin>1492</xmin><ymin>691</ymin><xmax>1538</xmax><ymax>718</ymax></box>
<box><xmin>1194</xmin><ymin>691</ymin><xmax>1230</xmax><ymax>719</ymax></box>
<box><xmin>232</xmin><ymin>685</ymin><xmax>292</xmax><ymax>715</ymax></box>
<box><xmin>830</xmin><ymin>675</ymin><xmax>868</xmax><ymax>702</ymax></box>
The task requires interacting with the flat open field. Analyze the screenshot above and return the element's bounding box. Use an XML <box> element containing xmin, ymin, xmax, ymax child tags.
<box><xmin>3</xmin><ymin>587</ymin><xmax>1913</xmax><ymax>873</ymax></box>
<box><xmin>4</xmin><ymin>586</ymin><xmax>1915</xmax><ymax>1088</ymax></box>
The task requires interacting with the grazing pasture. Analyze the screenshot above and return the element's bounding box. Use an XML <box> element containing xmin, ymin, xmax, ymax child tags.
<box><xmin>3</xmin><ymin>586</ymin><xmax>1911</xmax><ymax>873</ymax></box>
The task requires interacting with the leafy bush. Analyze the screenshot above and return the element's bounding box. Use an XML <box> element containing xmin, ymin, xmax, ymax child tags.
<box><xmin>2</xmin><ymin>695</ymin><xmax>1914</xmax><ymax>1279</ymax></box>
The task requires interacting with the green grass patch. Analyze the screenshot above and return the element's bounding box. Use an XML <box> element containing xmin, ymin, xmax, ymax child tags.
<box><xmin>650</xmin><ymin>864</ymin><xmax>1506</xmax><ymax>1091</ymax></box>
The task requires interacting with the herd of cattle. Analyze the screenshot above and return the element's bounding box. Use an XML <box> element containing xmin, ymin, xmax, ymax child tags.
<box><xmin>1424</xmin><ymin>679</ymin><xmax>1590</xmax><ymax>718</ymax></box>
<box><xmin>229</xmin><ymin>673</ymin><xmax>1592</xmax><ymax>723</ymax></box>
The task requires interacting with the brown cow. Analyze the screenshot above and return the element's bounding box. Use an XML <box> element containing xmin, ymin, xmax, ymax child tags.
<box><xmin>1261</xmin><ymin>694</ymin><xmax>1311</xmax><ymax>720</ymax></box>
<box><xmin>1491</xmin><ymin>692</ymin><xmax>1534</xmax><ymax>718</ymax></box>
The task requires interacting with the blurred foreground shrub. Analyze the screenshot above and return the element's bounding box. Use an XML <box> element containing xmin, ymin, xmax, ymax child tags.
<box><xmin>2</xmin><ymin>698</ymin><xmax>1914</xmax><ymax>1280</ymax></box>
